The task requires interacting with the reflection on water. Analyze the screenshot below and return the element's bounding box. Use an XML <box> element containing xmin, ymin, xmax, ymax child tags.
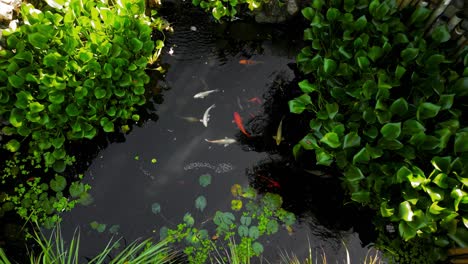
<box><xmin>58</xmin><ymin>3</ymin><xmax>377</xmax><ymax>263</ymax></box>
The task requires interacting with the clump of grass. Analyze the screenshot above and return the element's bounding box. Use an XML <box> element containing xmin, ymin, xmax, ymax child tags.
<box><xmin>0</xmin><ymin>225</ymin><xmax>177</xmax><ymax>264</ymax></box>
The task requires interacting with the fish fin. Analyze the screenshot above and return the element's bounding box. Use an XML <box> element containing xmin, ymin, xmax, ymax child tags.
<box><xmin>224</xmin><ymin>144</ymin><xmax>228</xmax><ymax>147</ymax></box>
<box><xmin>204</xmin><ymin>139</ymin><xmax>210</xmax><ymax>142</ymax></box>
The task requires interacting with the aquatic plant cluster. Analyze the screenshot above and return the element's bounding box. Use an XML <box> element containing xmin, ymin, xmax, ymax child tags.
<box><xmin>0</xmin><ymin>0</ymin><xmax>167</xmax><ymax>226</ymax></box>
<box><xmin>290</xmin><ymin>0</ymin><xmax>467</xmax><ymax>261</ymax></box>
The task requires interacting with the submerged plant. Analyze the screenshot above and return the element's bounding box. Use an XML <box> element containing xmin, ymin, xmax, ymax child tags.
<box><xmin>290</xmin><ymin>0</ymin><xmax>467</xmax><ymax>261</ymax></box>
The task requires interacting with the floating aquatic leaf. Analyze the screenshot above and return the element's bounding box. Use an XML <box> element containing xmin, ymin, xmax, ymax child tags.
<box><xmin>266</xmin><ymin>219</ymin><xmax>279</xmax><ymax>234</ymax></box>
<box><xmin>50</xmin><ymin>175</ymin><xmax>66</xmax><ymax>192</ymax></box>
<box><xmin>109</xmin><ymin>224</ymin><xmax>120</xmax><ymax>234</ymax></box>
<box><xmin>90</xmin><ymin>221</ymin><xmax>106</xmax><ymax>233</ymax></box>
<box><xmin>134</xmin><ymin>155</ymin><xmax>139</xmax><ymax>160</ymax></box>
<box><xmin>183</xmin><ymin>213</ymin><xmax>195</xmax><ymax>227</ymax></box>
<box><xmin>252</xmin><ymin>242</ymin><xmax>264</xmax><ymax>255</ymax></box>
<box><xmin>160</xmin><ymin>226</ymin><xmax>168</xmax><ymax>240</ymax></box>
<box><xmin>248</xmin><ymin>226</ymin><xmax>259</xmax><ymax>239</ymax></box>
<box><xmin>238</xmin><ymin>225</ymin><xmax>249</xmax><ymax>237</ymax></box>
<box><xmin>240</xmin><ymin>216</ymin><xmax>252</xmax><ymax>226</ymax></box>
<box><xmin>231</xmin><ymin>199</ymin><xmax>242</xmax><ymax>211</ymax></box>
<box><xmin>151</xmin><ymin>202</ymin><xmax>161</xmax><ymax>215</ymax></box>
<box><xmin>151</xmin><ymin>158</ymin><xmax>157</xmax><ymax>164</ymax></box>
<box><xmin>195</xmin><ymin>195</ymin><xmax>207</xmax><ymax>212</ymax></box>
<box><xmin>199</xmin><ymin>174</ymin><xmax>212</xmax><ymax>187</ymax></box>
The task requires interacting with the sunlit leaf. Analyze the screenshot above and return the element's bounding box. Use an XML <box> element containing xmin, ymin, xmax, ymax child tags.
<box><xmin>231</xmin><ymin>199</ymin><xmax>242</xmax><ymax>211</ymax></box>
<box><xmin>320</xmin><ymin>132</ymin><xmax>341</xmax><ymax>148</ymax></box>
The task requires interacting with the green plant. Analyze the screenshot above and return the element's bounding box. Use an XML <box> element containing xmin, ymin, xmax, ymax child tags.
<box><xmin>290</xmin><ymin>0</ymin><xmax>467</xmax><ymax>261</ymax></box>
<box><xmin>159</xmin><ymin>184</ymin><xmax>296</xmax><ymax>264</ymax></box>
<box><xmin>0</xmin><ymin>0</ymin><xmax>168</xmax><ymax>226</ymax></box>
<box><xmin>0</xmin><ymin>223</ymin><xmax>176</xmax><ymax>264</ymax></box>
<box><xmin>192</xmin><ymin>0</ymin><xmax>270</xmax><ymax>20</ymax></box>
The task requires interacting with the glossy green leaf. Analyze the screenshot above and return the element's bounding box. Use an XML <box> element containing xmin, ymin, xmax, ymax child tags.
<box><xmin>396</xmin><ymin>166</ymin><xmax>412</xmax><ymax>183</ymax></box>
<box><xmin>454</xmin><ymin>132</ymin><xmax>468</xmax><ymax>153</ymax></box>
<box><xmin>65</xmin><ymin>103</ymin><xmax>80</xmax><ymax>117</ymax></box>
<box><xmin>325</xmin><ymin>103</ymin><xmax>339</xmax><ymax>119</ymax></box>
<box><xmin>326</xmin><ymin>8</ymin><xmax>340</xmax><ymax>21</ymax></box>
<box><xmin>28</xmin><ymin>33</ymin><xmax>48</xmax><ymax>49</ymax></box>
<box><xmin>426</xmin><ymin>186</ymin><xmax>444</xmax><ymax>202</ymax></box>
<box><xmin>300</xmin><ymin>133</ymin><xmax>318</xmax><ymax>150</ymax></box>
<box><xmin>431</xmin><ymin>25</ymin><xmax>450</xmax><ymax>43</ymax></box>
<box><xmin>288</xmin><ymin>94</ymin><xmax>312</xmax><ymax>114</ymax></box>
<box><xmin>402</xmin><ymin>120</ymin><xmax>426</xmax><ymax>135</ymax></box>
<box><xmin>29</xmin><ymin>102</ymin><xmax>45</xmax><ymax>113</ymax></box>
<box><xmin>367</xmin><ymin>46</ymin><xmax>383</xmax><ymax>62</ymax></box>
<box><xmin>316</xmin><ymin>150</ymin><xmax>333</xmax><ymax>166</ymax></box>
<box><xmin>438</xmin><ymin>94</ymin><xmax>454</xmax><ymax>110</ymax></box>
<box><xmin>399</xmin><ymin>201</ymin><xmax>413</xmax><ymax>222</ymax></box>
<box><xmin>320</xmin><ymin>132</ymin><xmax>341</xmax><ymax>148</ymax></box>
<box><xmin>380</xmin><ymin>122</ymin><xmax>401</xmax><ymax>140</ymax></box>
<box><xmin>298</xmin><ymin>79</ymin><xmax>317</xmax><ymax>93</ymax></box>
<box><xmin>353</xmin><ymin>147</ymin><xmax>370</xmax><ymax>164</ymax></box>
<box><xmin>431</xmin><ymin>156</ymin><xmax>451</xmax><ymax>173</ymax></box>
<box><xmin>195</xmin><ymin>195</ymin><xmax>207</xmax><ymax>212</ymax></box>
<box><xmin>354</xmin><ymin>15</ymin><xmax>367</xmax><ymax>31</ymax></box>
<box><xmin>323</xmin><ymin>58</ymin><xmax>337</xmax><ymax>74</ymax></box>
<box><xmin>5</xmin><ymin>139</ymin><xmax>20</xmax><ymax>152</ymax></box>
<box><xmin>380</xmin><ymin>201</ymin><xmax>394</xmax><ymax>217</ymax></box>
<box><xmin>394</xmin><ymin>65</ymin><xmax>406</xmax><ymax>80</ymax></box>
<box><xmin>390</xmin><ymin>98</ymin><xmax>408</xmax><ymax>115</ymax></box>
<box><xmin>401</xmin><ymin>48</ymin><xmax>419</xmax><ymax>62</ymax></box>
<box><xmin>357</xmin><ymin>56</ymin><xmax>370</xmax><ymax>69</ymax></box>
<box><xmin>451</xmin><ymin>188</ymin><xmax>466</xmax><ymax>211</ymax></box>
<box><xmin>343</xmin><ymin>132</ymin><xmax>361</xmax><ymax>149</ymax></box>
<box><xmin>8</xmin><ymin>75</ymin><xmax>25</xmax><ymax>88</ymax></box>
<box><xmin>302</xmin><ymin>7</ymin><xmax>315</xmax><ymax>20</ymax></box>
<box><xmin>417</xmin><ymin>102</ymin><xmax>440</xmax><ymax>120</ymax></box>
<box><xmin>94</xmin><ymin>88</ymin><xmax>107</xmax><ymax>99</ymax></box>
<box><xmin>344</xmin><ymin>165</ymin><xmax>364</xmax><ymax>182</ymax></box>
<box><xmin>351</xmin><ymin>191</ymin><xmax>370</xmax><ymax>203</ymax></box>
<box><xmin>198</xmin><ymin>174</ymin><xmax>212</xmax><ymax>187</ymax></box>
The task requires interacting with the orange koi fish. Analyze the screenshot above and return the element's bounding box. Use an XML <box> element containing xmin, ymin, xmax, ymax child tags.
<box><xmin>247</xmin><ymin>97</ymin><xmax>262</xmax><ymax>104</ymax></box>
<box><xmin>258</xmin><ymin>174</ymin><xmax>281</xmax><ymax>189</ymax></box>
<box><xmin>233</xmin><ymin>112</ymin><xmax>251</xmax><ymax>137</ymax></box>
<box><xmin>239</xmin><ymin>59</ymin><xmax>263</xmax><ymax>65</ymax></box>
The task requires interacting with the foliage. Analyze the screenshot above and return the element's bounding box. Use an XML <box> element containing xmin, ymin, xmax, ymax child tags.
<box><xmin>0</xmin><ymin>0</ymin><xmax>167</xmax><ymax>227</ymax></box>
<box><xmin>192</xmin><ymin>0</ymin><xmax>268</xmax><ymax>21</ymax></box>
<box><xmin>290</xmin><ymin>0</ymin><xmax>468</xmax><ymax>260</ymax></box>
<box><xmin>160</xmin><ymin>184</ymin><xmax>296</xmax><ymax>264</ymax></box>
<box><xmin>0</xmin><ymin>223</ymin><xmax>176</xmax><ymax>264</ymax></box>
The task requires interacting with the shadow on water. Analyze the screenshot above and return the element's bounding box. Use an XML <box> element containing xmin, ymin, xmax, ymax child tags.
<box><xmin>0</xmin><ymin>2</ymin><xmax>378</xmax><ymax>263</ymax></box>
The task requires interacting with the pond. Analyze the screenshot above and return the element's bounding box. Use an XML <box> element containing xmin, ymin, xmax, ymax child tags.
<box><xmin>51</xmin><ymin>2</ymin><xmax>379</xmax><ymax>262</ymax></box>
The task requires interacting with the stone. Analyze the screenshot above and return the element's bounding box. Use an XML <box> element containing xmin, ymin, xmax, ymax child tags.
<box><xmin>286</xmin><ymin>0</ymin><xmax>299</xmax><ymax>16</ymax></box>
<box><xmin>0</xmin><ymin>2</ymin><xmax>14</xmax><ymax>21</ymax></box>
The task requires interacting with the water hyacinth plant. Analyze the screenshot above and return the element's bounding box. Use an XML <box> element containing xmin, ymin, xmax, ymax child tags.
<box><xmin>0</xmin><ymin>0</ymin><xmax>168</xmax><ymax>226</ymax></box>
<box><xmin>290</xmin><ymin>0</ymin><xmax>467</xmax><ymax>261</ymax></box>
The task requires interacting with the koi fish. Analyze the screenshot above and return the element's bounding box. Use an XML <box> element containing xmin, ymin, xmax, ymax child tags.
<box><xmin>178</xmin><ymin>116</ymin><xmax>200</xmax><ymax>123</ymax></box>
<box><xmin>239</xmin><ymin>59</ymin><xmax>263</xmax><ymax>65</ymax></box>
<box><xmin>201</xmin><ymin>104</ymin><xmax>215</xmax><ymax>127</ymax></box>
<box><xmin>247</xmin><ymin>97</ymin><xmax>262</xmax><ymax>104</ymax></box>
<box><xmin>257</xmin><ymin>174</ymin><xmax>281</xmax><ymax>189</ymax></box>
<box><xmin>194</xmin><ymin>89</ymin><xmax>219</xmax><ymax>99</ymax></box>
<box><xmin>204</xmin><ymin>137</ymin><xmax>236</xmax><ymax>147</ymax></box>
<box><xmin>233</xmin><ymin>112</ymin><xmax>250</xmax><ymax>137</ymax></box>
<box><xmin>272</xmin><ymin>117</ymin><xmax>284</xmax><ymax>146</ymax></box>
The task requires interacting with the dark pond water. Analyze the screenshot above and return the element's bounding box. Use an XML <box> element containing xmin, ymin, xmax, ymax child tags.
<box><xmin>53</xmin><ymin>3</ymin><xmax>379</xmax><ymax>262</ymax></box>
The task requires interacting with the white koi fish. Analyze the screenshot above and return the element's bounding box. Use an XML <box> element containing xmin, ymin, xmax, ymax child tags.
<box><xmin>204</xmin><ymin>137</ymin><xmax>236</xmax><ymax>147</ymax></box>
<box><xmin>200</xmin><ymin>104</ymin><xmax>215</xmax><ymax>127</ymax></box>
<box><xmin>272</xmin><ymin>117</ymin><xmax>284</xmax><ymax>146</ymax></box>
<box><xmin>194</xmin><ymin>89</ymin><xmax>219</xmax><ymax>99</ymax></box>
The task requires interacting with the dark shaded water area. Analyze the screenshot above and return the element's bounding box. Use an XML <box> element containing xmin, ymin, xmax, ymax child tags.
<box><xmin>3</xmin><ymin>3</ymin><xmax>379</xmax><ymax>263</ymax></box>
